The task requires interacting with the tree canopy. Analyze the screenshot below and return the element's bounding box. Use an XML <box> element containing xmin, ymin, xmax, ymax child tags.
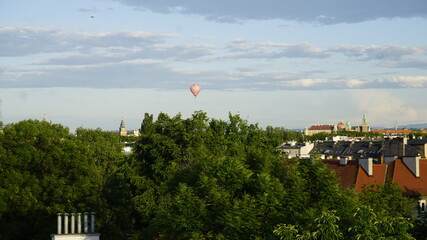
<box><xmin>0</xmin><ymin>113</ymin><xmax>424</xmax><ymax>240</ymax></box>
<box><xmin>0</xmin><ymin>120</ymin><xmax>125</xmax><ymax>240</ymax></box>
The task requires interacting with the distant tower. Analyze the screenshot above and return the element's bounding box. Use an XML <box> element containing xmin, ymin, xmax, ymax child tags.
<box><xmin>119</xmin><ymin>119</ymin><xmax>127</xmax><ymax>136</ymax></box>
<box><xmin>345</xmin><ymin>120</ymin><xmax>352</xmax><ymax>131</ymax></box>
<box><xmin>42</xmin><ymin>113</ymin><xmax>49</xmax><ymax>122</ymax></box>
<box><xmin>361</xmin><ymin>113</ymin><xmax>370</xmax><ymax>132</ymax></box>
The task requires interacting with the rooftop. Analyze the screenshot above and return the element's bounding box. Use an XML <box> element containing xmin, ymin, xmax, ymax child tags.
<box><xmin>324</xmin><ymin>158</ymin><xmax>427</xmax><ymax>196</ymax></box>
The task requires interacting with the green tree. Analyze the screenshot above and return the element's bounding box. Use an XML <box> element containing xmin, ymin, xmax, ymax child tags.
<box><xmin>0</xmin><ymin>120</ymin><xmax>127</xmax><ymax>240</ymax></box>
<box><xmin>129</xmin><ymin>112</ymin><xmax>390</xmax><ymax>239</ymax></box>
<box><xmin>74</xmin><ymin>127</ymin><xmax>131</xmax><ymax>240</ymax></box>
<box><xmin>128</xmin><ymin>112</ymin><xmax>296</xmax><ymax>239</ymax></box>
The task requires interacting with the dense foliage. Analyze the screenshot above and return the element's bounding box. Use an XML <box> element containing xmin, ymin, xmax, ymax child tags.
<box><xmin>0</xmin><ymin>120</ymin><xmax>125</xmax><ymax>240</ymax></box>
<box><xmin>0</xmin><ymin>113</ymin><xmax>424</xmax><ymax>239</ymax></box>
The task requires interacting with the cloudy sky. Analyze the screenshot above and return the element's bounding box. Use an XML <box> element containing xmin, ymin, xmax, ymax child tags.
<box><xmin>1</xmin><ymin>0</ymin><xmax>426</xmax><ymax>130</ymax></box>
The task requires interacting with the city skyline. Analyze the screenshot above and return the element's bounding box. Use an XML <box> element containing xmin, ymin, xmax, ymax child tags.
<box><xmin>1</xmin><ymin>0</ymin><xmax>427</xmax><ymax>130</ymax></box>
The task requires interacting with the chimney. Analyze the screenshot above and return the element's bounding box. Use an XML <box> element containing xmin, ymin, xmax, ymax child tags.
<box><xmin>53</xmin><ymin>212</ymin><xmax>98</xmax><ymax>237</ymax></box>
<box><xmin>90</xmin><ymin>212</ymin><xmax>96</xmax><ymax>233</ymax></box>
<box><xmin>70</xmin><ymin>213</ymin><xmax>75</xmax><ymax>234</ymax></box>
<box><xmin>84</xmin><ymin>212</ymin><xmax>89</xmax><ymax>233</ymax></box>
<box><xmin>64</xmin><ymin>213</ymin><xmax>69</xmax><ymax>234</ymax></box>
<box><xmin>340</xmin><ymin>157</ymin><xmax>348</xmax><ymax>165</ymax></box>
<box><xmin>402</xmin><ymin>156</ymin><xmax>420</xmax><ymax>177</ymax></box>
<box><xmin>57</xmin><ymin>213</ymin><xmax>62</xmax><ymax>234</ymax></box>
<box><xmin>402</xmin><ymin>136</ymin><xmax>408</xmax><ymax>157</ymax></box>
<box><xmin>77</xmin><ymin>213</ymin><xmax>82</xmax><ymax>233</ymax></box>
<box><xmin>359</xmin><ymin>158</ymin><xmax>373</xmax><ymax>176</ymax></box>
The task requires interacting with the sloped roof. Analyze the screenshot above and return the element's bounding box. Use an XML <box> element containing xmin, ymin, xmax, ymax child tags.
<box><xmin>308</xmin><ymin>125</ymin><xmax>334</xmax><ymax>130</ymax></box>
<box><xmin>355</xmin><ymin>164</ymin><xmax>387</xmax><ymax>193</ymax></box>
<box><xmin>323</xmin><ymin>159</ymin><xmax>358</xmax><ymax>188</ymax></box>
<box><xmin>313</xmin><ymin>141</ymin><xmax>382</xmax><ymax>158</ymax></box>
<box><xmin>389</xmin><ymin>159</ymin><xmax>427</xmax><ymax>196</ymax></box>
<box><xmin>372</xmin><ymin>129</ymin><xmax>413</xmax><ymax>134</ymax></box>
<box><xmin>324</xmin><ymin>158</ymin><xmax>427</xmax><ymax>196</ymax></box>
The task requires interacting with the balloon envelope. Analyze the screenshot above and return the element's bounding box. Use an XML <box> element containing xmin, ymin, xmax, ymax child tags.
<box><xmin>189</xmin><ymin>84</ymin><xmax>201</xmax><ymax>97</ymax></box>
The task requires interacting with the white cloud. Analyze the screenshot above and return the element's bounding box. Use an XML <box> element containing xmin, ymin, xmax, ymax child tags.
<box><xmin>379</xmin><ymin>76</ymin><xmax>427</xmax><ymax>88</ymax></box>
<box><xmin>1</xmin><ymin>26</ymin><xmax>426</xmax><ymax>90</ymax></box>
<box><xmin>224</xmin><ymin>42</ymin><xmax>329</xmax><ymax>59</ymax></box>
<box><xmin>0</xmin><ymin>26</ymin><xmax>178</xmax><ymax>57</ymax></box>
<box><xmin>345</xmin><ymin>79</ymin><xmax>365</xmax><ymax>88</ymax></box>
<box><xmin>329</xmin><ymin>45</ymin><xmax>426</xmax><ymax>60</ymax></box>
<box><xmin>115</xmin><ymin>0</ymin><xmax>427</xmax><ymax>24</ymax></box>
<box><xmin>279</xmin><ymin>78</ymin><xmax>328</xmax><ymax>87</ymax></box>
<box><xmin>378</xmin><ymin>59</ymin><xmax>427</xmax><ymax>69</ymax></box>
<box><xmin>352</xmin><ymin>90</ymin><xmax>420</xmax><ymax>126</ymax></box>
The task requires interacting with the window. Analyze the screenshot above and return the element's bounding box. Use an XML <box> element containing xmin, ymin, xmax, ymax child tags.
<box><xmin>419</xmin><ymin>200</ymin><xmax>426</xmax><ymax>212</ymax></box>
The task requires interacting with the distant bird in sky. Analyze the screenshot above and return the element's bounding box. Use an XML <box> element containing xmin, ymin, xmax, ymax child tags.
<box><xmin>90</xmin><ymin>16</ymin><xmax>94</xmax><ymax>18</ymax></box>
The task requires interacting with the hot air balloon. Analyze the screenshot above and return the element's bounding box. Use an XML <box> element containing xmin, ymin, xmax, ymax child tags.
<box><xmin>189</xmin><ymin>84</ymin><xmax>201</xmax><ymax>97</ymax></box>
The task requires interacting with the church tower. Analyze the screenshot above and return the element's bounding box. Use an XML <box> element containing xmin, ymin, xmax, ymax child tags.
<box><xmin>361</xmin><ymin>113</ymin><xmax>370</xmax><ymax>132</ymax></box>
<box><xmin>119</xmin><ymin>119</ymin><xmax>127</xmax><ymax>136</ymax></box>
<box><xmin>345</xmin><ymin>120</ymin><xmax>352</xmax><ymax>131</ymax></box>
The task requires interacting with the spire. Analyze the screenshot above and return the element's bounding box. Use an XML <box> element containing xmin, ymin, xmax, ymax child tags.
<box><xmin>119</xmin><ymin>118</ymin><xmax>127</xmax><ymax>136</ymax></box>
<box><xmin>361</xmin><ymin>113</ymin><xmax>370</xmax><ymax>132</ymax></box>
<box><xmin>42</xmin><ymin>113</ymin><xmax>49</xmax><ymax>122</ymax></box>
<box><xmin>362</xmin><ymin>113</ymin><xmax>368</xmax><ymax>125</ymax></box>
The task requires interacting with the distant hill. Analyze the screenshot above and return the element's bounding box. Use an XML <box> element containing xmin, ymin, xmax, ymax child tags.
<box><xmin>400</xmin><ymin>123</ymin><xmax>427</xmax><ymax>129</ymax></box>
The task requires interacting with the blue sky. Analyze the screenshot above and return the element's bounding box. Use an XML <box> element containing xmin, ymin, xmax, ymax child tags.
<box><xmin>1</xmin><ymin>0</ymin><xmax>426</xmax><ymax>131</ymax></box>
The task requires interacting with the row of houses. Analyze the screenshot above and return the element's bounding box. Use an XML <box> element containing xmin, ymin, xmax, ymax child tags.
<box><xmin>324</xmin><ymin>157</ymin><xmax>426</xmax><ymax>214</ymax></box>
<box><xmin>304</xmin><ymin>113</ymin><xmax>427</xmax><ymax>136</ymax></box>
<box><xmin>278</xmin><ymin>137</ymin><xmax>427</xmax><ymax>215</ymax></box>
<box><xmin>278</xmin><ymin>136</ymin><xmax>427</xmax><ymax>160</ymax></box>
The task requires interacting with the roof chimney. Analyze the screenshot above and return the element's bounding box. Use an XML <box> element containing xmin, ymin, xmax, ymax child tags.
<box><xmin>52</xmin><ymin>212</ymin><xmax>100</xmax><ymax>240</ymax></box>
<box><xmin>402</xmin><ymin>156</ymin><xmax>420</xmax><ymax>177</ymax></box>
<box><xmin>340</xmin><ymin>157</ymin><xmax>349</xmax><ymax>165</ymax></box>
<box><xmin>359</xmin><ymin>158</ymin><xmax>373</xmax><ymax>176</ymax></box>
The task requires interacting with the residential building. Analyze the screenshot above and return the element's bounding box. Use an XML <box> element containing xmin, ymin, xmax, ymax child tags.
<box><xmin>324</xmin><ymin>157</ymin><xmax>427</xmax><ymax>215</ymax></box>
<box><xmin>304</xmin><ymin>113</ymin><xmax>371</xmax><ymax>136</ymax></box>
<box><xmin>372</xmin><ymin>128</ymin><xmax>413</xmax><ymax>135</ymax></box>
<box><xmin>304</xmin><ymin>125</ymin><xmax>336</xmax><ymax>136</ymax></box>
<box><xmin>308</xmin><ymin>136</ymin><xmax>427</xmax><ymax>161</ymax></box>
<box><xmin>278</xmin><ymin>141</ymin><xmax>314</xmax><ymax>158</ymax></box>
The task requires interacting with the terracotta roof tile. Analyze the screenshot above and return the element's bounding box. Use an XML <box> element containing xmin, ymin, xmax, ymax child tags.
<box><xmin>323</xmin><ymin>160</ymin><xmax>358</xmax><ymax>188</ymax></box>
<box><xmin>391</xmin><ymin>159</ymin><xmax>427</xmax><ymax>196</ymax></box>
<box><xmin>309</xmin><ymin>125</ymin><xmax>335</xmax><ymax>131</ymax></box>
<box><xmin>355</xmin><ymin>164</ymin><xmax>387</xmax><ymax>193</ymax></box>
<box><xmin>324</xmin><ymin>158</ymin><xmax>427</xmax><ymax>196</ymax></box>
<box><xmin>372</xmin><ymin>129</ymin><xmax>413</xmax><ymax>134</ymax></box>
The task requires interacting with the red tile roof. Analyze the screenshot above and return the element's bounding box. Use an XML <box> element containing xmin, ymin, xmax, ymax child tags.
<box><xmin>309</xmin><ymin>125</ymin><xmax>335</xmax><ymax>130</ymax></box>
<box><xmin>323</xmin><ymin>159</ymin><xmax>358</xmax><ymax>188</ymax></box>
<box><xmin>372</xmin><ymin>129</ymin><xmax>413</xmax><ymax>134</ymax></box>
<box><xmin>324</xmin><ymin>158</ymin><xmax>427</xmax><ymax>196</ymax></box>
<box><xmin>355</xmin><ymin>164</ymin><xmax>387</xmax><ymax>193</ymax></box>
<box><xmin>390</xmin><ymin>159</ymin><xmax>427</xmax><ymax>196</ymax></box>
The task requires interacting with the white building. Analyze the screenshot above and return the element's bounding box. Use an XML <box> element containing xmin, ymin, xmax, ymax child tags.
<box><xmin>278</xmin><ymin>141</ymin><xmax>314</xmax><ymax>158</ymax></box>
